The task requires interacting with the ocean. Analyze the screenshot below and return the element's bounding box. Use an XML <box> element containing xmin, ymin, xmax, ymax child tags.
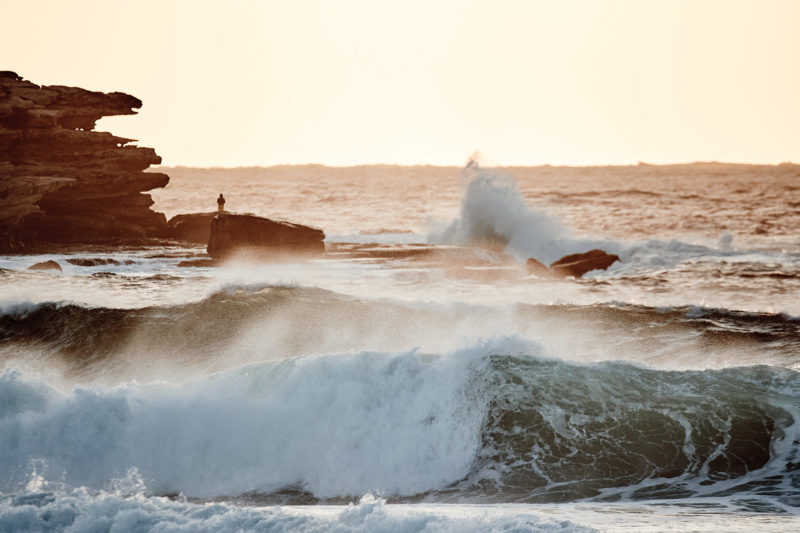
<box><xmin>1</xmin><ymin>161</ymin><xmax>799</xmax><ymax>532</ymax></box>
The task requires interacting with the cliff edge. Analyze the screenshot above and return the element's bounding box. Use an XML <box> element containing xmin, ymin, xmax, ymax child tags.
<box><xmin>0</xmin><ymin>71</ymin><xmax>169</xmax><ymax>251</ymax></box>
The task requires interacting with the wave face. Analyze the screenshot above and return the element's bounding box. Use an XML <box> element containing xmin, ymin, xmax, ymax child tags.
<box><xmin>470</xmin><ymin>357</ymin><xmax>800</xmax><ymax>507</ymax></box>
<box><xmin>1</xmin><ymin>337</ymin><xmax>798</xmax><ymax>508</ymax></box>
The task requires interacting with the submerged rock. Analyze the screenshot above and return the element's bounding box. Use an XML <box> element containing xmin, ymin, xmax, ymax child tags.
<box><xmin>207</xmin><ymin>213</ymin><xmax>325</xmax><ymax>260</ymax></box>
<box><xmin>65</xmin><ymin>258</ymin><xmax>122</xmax><ymax>267</ymax></box>
<box><xmin>176</xmin><ymin>258</ymin><xmax>219</xmax><ymax>268</ymax></box>
<box><xmin>0</xmin><ymin>72</ymin><xmax>169</xmax><ymax>251</ymax></box>
<box><xmin>549</xmin><ymin>249</ymin><xmax>619</xmax><ymax>278</ymax></box>
<box><xmin>166</xmin><ymin>213</ymin><xmax>217</xmax><ymax>244</ymax></box>
<box><xmin>27</xmin><ymin>260</ymin><xmax>61</xmax><ymax>271</ymax></box>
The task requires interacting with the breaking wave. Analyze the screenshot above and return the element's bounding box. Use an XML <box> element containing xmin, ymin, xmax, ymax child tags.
<box><xmin>0</xmin><ymin>342</ymin><xmax>798</xmax><ymax>507</ymax></box>
<box><xmin>426</xmin><ymin>159</ymin><xmax>800</xmax><ymax>276</ymax></box>
<box><xmin>428</xmin><ymin>159</ymin><xmax>616</xmax><ymax>263</ymax></box>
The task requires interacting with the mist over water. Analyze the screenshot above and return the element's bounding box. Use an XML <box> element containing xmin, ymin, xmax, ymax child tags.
<box><xmin>2</xmin><ymin>161</ymin><xmax>800</xmax><ymax>531</ymax></box>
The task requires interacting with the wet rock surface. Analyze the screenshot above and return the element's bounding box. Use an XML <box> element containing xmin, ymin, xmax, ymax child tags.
<box><xmin>526</xmin><ymin>249</ymin><xmax>620</xmax><ymax>278</ymax></box>
<box><xmin>166</xmin><ymin>213</ymin><xmax>217</xmax><ymax>244</ymax></box>
<box><xmin>27</xmin><ymin>260</ymin><xmax>61</xmax><ymax>271</ymax></box>
<box><xmin>0</xmin><ymin>71</ymin><xmax>169</xmax><ymax>251</ymax></box>
<box><xmin>65</xmin><ymin>258</ymin><xmax>134</xmax><ymax>267</ymax></box>
<box><xmin>549</xmin><ymin>249</ymin><xmax>620</xmax><ymax>278</ymax></box>
<box><xmin>207</xmin><ymin>213</ymin><xmax>325</xmax><ymax>260</ymax></box>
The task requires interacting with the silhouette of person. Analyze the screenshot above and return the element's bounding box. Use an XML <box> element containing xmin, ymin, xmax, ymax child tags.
<box><xmin>217</xmin><ymin>193</ymin><xmax>226</xmax><ymax>213</ymax></box>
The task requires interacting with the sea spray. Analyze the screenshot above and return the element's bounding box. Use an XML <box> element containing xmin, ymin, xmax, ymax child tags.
<box><xmin>0</xmin><ymin>342</ymin><xmax>499</xmax><ymax>499</ymax></box>
<box><xmin>430</xmin><ymin>159</ymin><xmax>603</xmax><ymax>263</ymax></box>
<box><xmin>2</xmin><ymin>342</ymin><xmax>798</xmax><ymax>506</ymax></box>
<box><xmin>5</xmin><ymin>288</ymin><xmax>800</xmax><ymax>387</ymax></box>
<box><xmin>426</xmin><ymin>160</ymin><xmax>772</xmax><ymax>276</ymax></box>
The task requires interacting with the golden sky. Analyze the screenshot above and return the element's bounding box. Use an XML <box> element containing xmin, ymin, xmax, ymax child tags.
<box><xmin>3</xmin><ymin>0</ymin><xmax>799</xmax><ymax>166</ymax></box>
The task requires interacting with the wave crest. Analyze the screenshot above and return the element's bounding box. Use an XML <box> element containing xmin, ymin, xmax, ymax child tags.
<box><xmin>1</xmin><ymin>347</ymin><xmax>798</xmax><ymax>504</ymax></box>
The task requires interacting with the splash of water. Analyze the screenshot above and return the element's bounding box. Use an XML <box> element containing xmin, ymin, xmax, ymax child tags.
<box><xmin>429</xmin><ymin>158</ymin><xmax>603</xmax><ymax>263</ymax></box>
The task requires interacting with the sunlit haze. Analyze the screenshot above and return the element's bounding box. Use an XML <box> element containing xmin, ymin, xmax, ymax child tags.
<box><xmin>4</xmin><ymin>2</ymin><xmax>800</xmax><ymax>528</ymax></box>
<box><xmin>3</xmin><ymin>0</ymin><xmax>799</xmax><ymax>166</ymax></box>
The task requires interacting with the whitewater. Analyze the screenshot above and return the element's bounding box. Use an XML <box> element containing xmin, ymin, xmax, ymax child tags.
<box><xmin>1</xmin><ymin>161</ymin><xmax>799</xmax><ymax>532</ymax></box>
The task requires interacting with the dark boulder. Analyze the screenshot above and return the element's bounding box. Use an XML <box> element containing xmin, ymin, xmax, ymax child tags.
<box><xmin>27</xmin><ymin>260</ymin><xmax>61</xmax><ymax>271</ymax></box>
<box><xmin>549</xmin><ymin>249</ymin><xmax>619</xmax><ymax>278</ymax></box>
<box><xmin>207</xmin><ymin>213</ymin><xmax>325</xmax><ymax>260</ymax></box>
<box><xmin>166</xmin><ymin>213</ymin><xmax>217</xmax><ymax>244</ymax></box>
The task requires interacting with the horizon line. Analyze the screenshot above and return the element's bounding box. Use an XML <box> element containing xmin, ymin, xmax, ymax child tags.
<box><xmin>154</xmin><ymin>160</ymin><xmax>800</xmax><ymax>170</ymax></box>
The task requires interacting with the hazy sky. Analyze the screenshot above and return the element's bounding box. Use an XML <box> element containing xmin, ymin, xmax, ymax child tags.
<box><xmin>3</xmin><ymin>0</ymin><xmax>799</xmax><ymax>166</ymax></box>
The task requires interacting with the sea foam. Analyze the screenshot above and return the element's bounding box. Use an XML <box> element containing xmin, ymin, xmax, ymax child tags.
<box><xmin>0</xmin><ymin>491</ymin><xmax>596</xmax><ymax>533</ymax></box>
<box><xmin>0</xmin><ymin>338</ymin><xmax>525</xmax><ymax>499</ymax></box>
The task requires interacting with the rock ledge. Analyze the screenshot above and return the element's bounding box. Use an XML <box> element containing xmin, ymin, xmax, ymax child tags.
<box><xmin>207</xmin><ymin>213</ymin><xmax>325</xmax><ymax>260</ymax></box>
<box><xmin>1</xmin><ymin>72</ymin><xmax>169</xmax><ymax>251</ymax></box>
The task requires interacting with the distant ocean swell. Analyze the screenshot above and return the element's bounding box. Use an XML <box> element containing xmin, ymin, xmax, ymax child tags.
<box><xmin>1</xmin><ymin>327</ymin><xmax>798</xmax><ymax>508</ymax></box>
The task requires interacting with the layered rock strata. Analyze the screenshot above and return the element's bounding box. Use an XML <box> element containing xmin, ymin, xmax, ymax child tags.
<box><xmin>0</xmin><ymin>71</ymin><xmax>169</xmax><ymax>250</ymax></box>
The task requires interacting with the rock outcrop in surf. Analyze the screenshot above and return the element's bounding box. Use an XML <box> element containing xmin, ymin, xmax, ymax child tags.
<box><xmin>165</xmin><ymin>213</ymin><xmax>217</xmax><ymax>244</ymax></box>
<box><xmin>27</xmin><ymin>260</ymin><xmax>61</xmax><ymax>271</ymax></box>
<box><xmin>0</xmin><ymin>71</ymin><xmax>169</xmax><ymax>251</ymax></box>
<box><xmin>527</xmin><ymin>249</ymin><xmax>620</xmax><ymax>278</ymax></box>
<box><xmin>549</xmin><ymin>249</ymin><xmax>620</xmax><ymax>277</ymax></box>
<box><xmin>207</xmin><ymin>213</ymin><xmax>325</xmax><ymax>260</ymax></box>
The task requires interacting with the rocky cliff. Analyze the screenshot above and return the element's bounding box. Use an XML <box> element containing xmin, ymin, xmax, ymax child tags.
<box><xmin>0</xmin><ymin>71</ymin><xmax>169</xmax><ymax>251</ymax></box>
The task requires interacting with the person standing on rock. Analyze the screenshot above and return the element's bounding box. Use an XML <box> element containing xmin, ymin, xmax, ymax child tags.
<box><xmin>217</xmin><ymin>193</ymin><xmax>226</xmax><ymax>213</ymax></box>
